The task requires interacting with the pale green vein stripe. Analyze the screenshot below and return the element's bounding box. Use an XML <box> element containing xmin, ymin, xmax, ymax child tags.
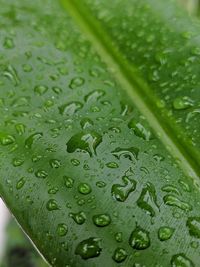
<box><xmin>61</xmin><ymin>0</ymin><xmax>200</xmax><ymax>185</ymax></box>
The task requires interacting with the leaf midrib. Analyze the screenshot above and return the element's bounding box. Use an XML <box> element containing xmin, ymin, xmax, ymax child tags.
<box><xmin>61</xmin><ymin>0</ymin><xmax>200</xmax><ymax>184</ymax></box>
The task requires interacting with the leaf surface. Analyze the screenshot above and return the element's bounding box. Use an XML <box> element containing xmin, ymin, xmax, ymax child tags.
<box><xmin>0</xmin><ymin>0</ymin><xmax>200</xmax><ymax>266</ymax></box>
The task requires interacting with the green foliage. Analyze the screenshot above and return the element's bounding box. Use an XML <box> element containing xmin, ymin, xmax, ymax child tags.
<box><xmin>0</xmin><ymin>0</ymin><xmax>200</xmax><ymax>266</ymax></box>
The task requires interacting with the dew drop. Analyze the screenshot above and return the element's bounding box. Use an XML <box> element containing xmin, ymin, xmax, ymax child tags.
<box><xmin>75</xmin><ymin>237</ymin><xmax>102</xmax><ymax>260</ymax></box>
<box><xmin>112</xmin><ymin>247</ymin><xmax>127</xmax><ymax>263</ymax></box>
<box><xmin>16</xmin><ymin>177</ymin><xmax>26</xmax><ymax>190</ymax></box>
<box><xmin>112</xmin><ymin>176</ymin><xmax>136</xmax><ymax>202</ymax></box>
<box><xmin>93</xmin><ymin>214</ymin><xmax>111</xmax><ymax>227</ymax></box>
<box><xmin>46</xmin><ymin>199</ymin><xmax>59</xmax><ymax>211</ymax></box>
<box><xmin>49</xmin><ymin>159</ymin><xmax>61</xmax><ymax>169</ymax></box>
<box><xmin>69</xmin><ymin>211</ymin><xmax>86</xmax><ymax>225</ymax></box>
<box><xmin>78</xmin><ymin>183</ymin><xmax>91</xmax><ymax>195</ymax></box>
<box><xmin>69</xmin><ymin>77</ymin><xmax>84</xmax><ymax>89</ymax></box>
<box><xmin>66</xmin><ymin>131</ymin><xmax>102</xmax><ymax>157</ymax></box>
<box><xmin>25</xmin><ymin>132</ymin><xmax>43</xmax><ymax>149</ymax></box>
<box><xmin>35</xmin><ymin>169</ymin><xmax>48</xmax><ymax>179</ymax></box>
<box><xmin>57</xmin><ymin>223</ymin><xmax>68</xmax><ymax>236</ymax></box>
<box><xmin>173</xmin><ymin>96</ymin><xmax>194</xmax><ymax>110</ymax></box>
<box><xmin>163</xmin><ymin>195</ymin><xmax>192</xmax><ymax>211</ymax></box>
<box><xmin>58</xmin><ymin>101</ymin><xmax>83</xmax><ymax>115</ymax></box>
<box><xmin>64</xmin><ymin>176</ymin><xmax>74</xmax><ymax>188</ymax></box>
<box><xmin>158</xmin><ymin>226</ymin><xmax>174</xmax><ymax>241</ymax></box>
<box><xmin>137</xmin><ymin>182</ymin><xmax>159</xmax><ymax>217</ymax></box>
<box><xmin>171</xmin><ymin>253</ymin><xmax>194</xmax><ymax>267</ymax></box>
<box><xmin>129</xmin><ymin>226</ymin><xmax>150</xmax><ymax>250</ymax></box>
<box><xmin>186</xmin><ymin>217</ymin><xmax>200</xmax><ymax>238</ymax></box>
<box><xmin>0</xmin><ymin>132</ymin><xmax>15</xmax><ymax>146</ymax></box>
<box><xmin>128</xmin><ymin>119</ymin><xmax>152</xmax><ymax>140</ymax></box>
<box><xmin>106</xmin><ymin>162</ymin><xmax>119</xmax><ymax>168</ymax></box>
<box><xmin>111</xmin><ymin>147</ymin><xmax>139</xmax><ymax>161</ymax></box>
<box><xmin>84</xmin><ymin>90</ymin><xmax>105</xmax><ymax>102</ymax></box>
<box><xmin>34</xmin><ymin>85</ymin><xmax>48</xmax><ymax>95</ymax></box>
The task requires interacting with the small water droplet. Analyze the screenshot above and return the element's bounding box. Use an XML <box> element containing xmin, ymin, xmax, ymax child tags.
<box><xmin>16</xmin><ymin>177</ymin><xmax>26</xmax><ymax>190</ymax></box>
<box><xmin>57</xmin><ymin>223</ymin><xmax>68</xmax><ymax>236</ymax></box>
<box><xmin>25</xmin><ymin>132</ymin><xmax>43</xmax><ymax>149</ymax></box>
<box><xmin>69</xmin><ymin>77</ymin><xmax>84</xmax><ymax>89</ymax></box>
<box><xmin>93</xmin><ymin>214</ymin><xmax>111</xmax><ymax>227</ymax></box>
<box><xmin>3</xmin><ymin>37</ymin><xmax>15</xmax><ymax>49</ymax></box>
<box><xmin>115</xmin><ymin>232</ymin><xmax>123</xmax><ymax>242</ymax></box>
<box><xmin>112</xmin><ymin>247</ymin><xmax>127</xmax><ymax>263</ymax></box>
<box><xmin>129</xmin><ymin>226</ymin><xmax>150</xmax><ymax>250</ymax></box>
<box><xmin>0</xmin><ymin>132</ymin><xmax>15</xmax><ymax>146</ymax></box>
<box><xmin>46</xmin><ymin>199</ymin><xmax>59</xmax><ymax>211</ymax></box>
<box><xmin>75</xmin><ymin>237</ymin><xmax>102</xmax><ymax>259</ymax></box>
<box><xmin>69</xmin><ymin>211</ymin><xmax>86</xmax><ymax>225</ymax></box>
<box><xmin>12</xmin><ymin>157</ymin><xmax>24</xmax><ymax>167</ymax></box>
<box><xmin>35</xmin><ymin>169</ymin><xmax>48</xmax><ymax>179</ymax></box>
<box><xmin>58</xmin><ymin>101</ymin><xmax>83</xmax><ymax>115</ymax></box>
<box><xmin>34</xmin><ymin>85</ymin><xmax>48</xmax><ymax>95</ymax></box>
<box><xmin>15</xmin><ymin>123</ymin><xmax>26</xmax><ymax>135</ymax></box>
<box><xmin>112</xmin><ymin>176</ymin><xmax>136</xmax><ymax>202</ymax></box>
<box><xmin>158</xmin><ymin>226</ymin><xmax>174</xmax><ymax>241</ymax></box>
<box><xmin>128</xmin><ymin>119</ymin><xmax>152</xmax><ymax>140</ymax></box>
<box><xmin>106</xmin><ymin>162</ymin><xmax>119</xmax><ymax>168</ymax></box>
<box><xmin>84</xmin><ymin>90</ymin><xmax>105</xmax><ymax>102</ymax></box>
<box><xmin>64</xmin><ymin>176</ymin><xmax>74</xmax><ymax>188</ymax></box>
<box><xmin>111</xmin><ymin>147</ymin><xmax>139</xmax><ymax>161</ymax></box>
<box><xmin>49</xmin><ymin>159</ymin><xmax>61</xmax><ymax>169</ymax></box>
<box><xmin>78</xmin><ymin>183</ymin><xmax>91</xmax><ymax>195</ymax></box>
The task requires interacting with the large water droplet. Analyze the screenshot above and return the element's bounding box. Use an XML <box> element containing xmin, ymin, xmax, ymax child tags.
<box><xmin>75</xmin><ymin>237</ymin><xmax>102</xmax><ymax>259</ymax></box>
<box><xmin>66</xmin><ymin>132</ymin><xmax>102</xmax><ymax>157</ymax></box>
<box><xmin>137</xmin><ymin>182</ymin><xmax>159</xmax><ymax>217</ymax></box>
<box><xmin>25</xmin><ymin>132</ymin><xmax>43</xmax><ymax>149</ymax></box>
<box><xmin>112</xmin><ymin>247</ymin><xmax>127</xmax><ymax>263</ymax></box>
<box><xmin>58</xmin><ymin>102</ymin><xmax>83</xmax><ymax>115</ymax></box>
<box><xmin>186</xmin><ymin>217</ymin><xmax>200</xmax><ymax>238</ymax></box>
<box><xmin>112</xmin><ymin>176</ymin><xmax>136</xmax><ymax>202</ymax></box>
<box><xmin>173</xmin><ymin>96</ymin><xmax>194</xmax><ymax>110</ymax></box>
<box><xmin>129</xmin><ymin>226</ymin><xmax>150</xmax><ymax>250</ymax></box>
<box><xmin>0</xmin><ymin>132</ymin><xmax>15</xmax><ymax>146</ymax></box>
<box><xmin>93</xmin><ymin>214</ymin><xmax>111</xmax><ymax>227</ymax></box>
<box><xmin>171</xmin><ymin>253</ymin><xmax>194</xmax><ymax>267</ymax></box>
<box><xmin>163</xmin><ymin>195</ymin><xmax>192</xmax><ymax>211</ymax></box>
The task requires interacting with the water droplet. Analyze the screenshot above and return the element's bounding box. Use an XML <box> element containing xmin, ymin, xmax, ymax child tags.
<box><xmin>163</xmin><ymin>195</ymin><xmax>192</xmax><ymax>211</ymax></box>
<box><xmin>66</xmin><ymin>132</ymin><xmax>102</xmax><ymax>157</ymax></box>
<box><xmin>129</xmin><ymin>226</ymin><xmax>150</xmax><ymax>250</ymax></box>
<box><xmin>49</xmin><ymin>159</ymin><xmax>61</xmax><ymax>169</ymax></box>
<box><xmin>112</xmin><ymin>176</ymin><xmax>136</xmax><ymax>202</ymax></box>
<box><xmin>35</xmin><ymin>170</ymin><xmax>48</xmax><ymax>179</ymax></box>
<box><xmin>64</xmin><ymin>176</ymin><xmax>74</xmax><ymax>188</ymax></box>
<box><xmin>96</xmin><ymin>181</ymin><xmax>106</xmax><ymax>188</ymax></box>
<box><xmin>3</xmin><ymin>65</ymin><xmax>20</xmax><ymax>86</ymax></box>
<box><xmin>34</xmin><ymin>85</ymin><xmax>48</xmax><ymax>95</ymax></box>
<box><xmin>0</xmin><ymin>132</ymin><xmax>15</xmax><ymax>146</ymax></box>
<box><xmin>137</xmin><ymin>182</ymin><xmax>159</xmax><ymax>217</ymax></box>
<box><xmin>12</xmin><ymin>157</ymin><xmax>24</xmax><ymax>167</ymax></box>
<box><xmin>93</xmin><ymin>214</ymin><xmax>111</xmax><ymax>227</ymax></box>
<box><xmin>84</xmin><ymin>90</ymin><xmax>105</xmax><ymax>102</ymax></box>
<box><xmin>57</xmin><ymin>223</ymin><xmax>68</xmax><ymax>236</ymax></box>
<box><xmin>69</xmin><ymin>77</ymin><xmax>84</xmax><ymax>89</ymax></box>
<box><xmin>25</xmin><ymin>132</ymin><xmax>43</xmax><ymax>149</ymax></box>
<box><xmin>171</xmin><ymin>253</ymin><xmax>194</xmax><ymax>267</ymax></box>
<box><xmin>3</xmin><ymin>37</ymin><xmax>15</xmax><ymax>49</ymax></box>
<box><xmin>16</xmin><ymin>177</ymin><xmax>26</xmax><ymax>190</ymax></box>
<box><xmin>112</xmin><ymin>247</ymin><xmax>127</xmax><ymax>263</ymax></box>
<box><xmin>46</xmin><ymin>199</ymin><xmax>59</xmax><ymax>211</ymax></box>
<box><xmin>78</xmin><ymin>183</ymin><xmax>91</xmax><ymax>195</ymax></box>
<box><xmin>75</xmin><ymin>237</ymin><xmax>102</xmax><ymax>259</ymax></box>
<box><xmin>15</xmin><ymin>123</ymin><xmax>26</xmax><ymax>135</ymax></box>
<box><xmin>69</xmin><ymin>211</ymin><xmax>86</xmax><ymax>225</ymax></box>
<box><xmin>115</xmin><ymin>232</ymin><xmax>123</xmax><ymax>242</ymax></box>
<box><xmin>23</xmin><ymin>64</ymin><xmax>32</xmax><ymax>72</ymax></box>
<box><xmin>173</xmin><ymin>96</ymin><xmax>194</xmax><ymax>110</ymax></box>
<box><xmin>158</xmin><ymin>227</ymin><xmax>174</xmax><ymax>241</ymax></box>
<box><xmin>52</xmin><ymin>86</ymin><xmax>62</xmax><ymax>94</ymax></box>
<box><xmin>48</xmin><ymin>187</ymin><xmax>59</xmax><ymax>194</ymax></box>
<box><xmin>58</xmin><ymin>102</ymin><xmax>83</xmax><ymax>115</ymax></box>
<box><xmin>187</xmin><ymin>217</ymin><xmax>200</xmax><ymax>238</ymax></box>
<box><xmin>80</xmin><ymin>118</ymin><xmax>94</xmax><ymax>129</ymax></box>
<box><xmin>71</xmin><ymin>158</ymin><xmax>80</xmax><ymax>166</ymax></box>
<box><xmin>106</xmin><ymin>162</ymin><xmax>119</xmax><ymax>168</ymax></box>
<box><xmin>128</xmin><ymin>119</ymin><xmax>152</xmax><ymax>140</ymax></box>
<box><xmin>111</xmin><ymin>147</ymin><xmax>139</xmax><ymax>161</ymax></box>
<box><xmin>161</xmin><ymin>185</ymin><xmax>180</xmax><ymax>195</ymax></box>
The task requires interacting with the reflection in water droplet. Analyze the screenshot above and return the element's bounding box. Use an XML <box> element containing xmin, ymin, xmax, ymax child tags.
<box><xmin>137</xmin><ymin>182</ymin><xmax>159</xmax><ymax>217</ymax></box>
<box><xmin>66</xmin><ymin>131</ymin><xmax>102</xmax><ymax>157</ymax></box>
<box><xmin>75</xmin><ymin>237</ymin><xmax>102</xmax><ymax>259</ymax></box>
<box><xmin>158</xmin><ymin>226</ymin><xmax>174</xmax><ymax>241</ymax></box>
<box><xmin>112</xmin><ymin>176</ymin><xmax>136</xmax><ymax>202</ymax></box>
<box><xmin>129</xmin><ymin>226</ymin><xmax>150</xmax><ymax>250</ymax></box>
<box><xmin>112</xmin><ymin>247</ymin><xmax>127</xmax><ymax>263</ymax></box>
<box><xmin>171</xmin><ymin>253</ymin><xmax>194</xmax><ymax>267</ymax></box>
<box><xmin>93</xmin><ymin>214</ymin><xmax>111</xmax><ymax>227</ymax></box>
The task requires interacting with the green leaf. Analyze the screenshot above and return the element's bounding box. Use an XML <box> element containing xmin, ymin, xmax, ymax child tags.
<box><xmin>0</xmin><ymin>0</ymin><xmax>200</xmax><ymax>266</ymax></box>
